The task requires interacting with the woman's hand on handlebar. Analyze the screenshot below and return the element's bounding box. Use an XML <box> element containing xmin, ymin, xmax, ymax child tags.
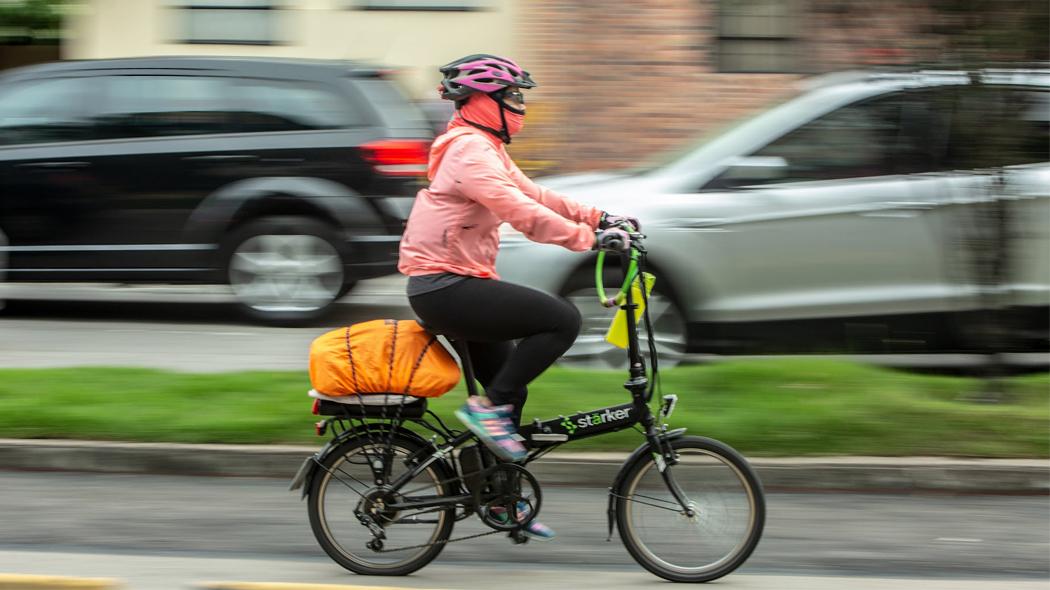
<box><xmin>599</xmin><ymin>211</ymin><xmax>641</xmax><ymax>232</ymax></box>
<box><xmin>595</xmin><ymin>227</ymin><xmax>631</xmax><ymax>252</ymax></box>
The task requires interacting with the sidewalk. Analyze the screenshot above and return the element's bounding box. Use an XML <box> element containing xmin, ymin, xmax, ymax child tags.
<box><xmin>1</xmin><ymin>438</ymin><xmax>1046</xmax><ymax>493</ymax></box>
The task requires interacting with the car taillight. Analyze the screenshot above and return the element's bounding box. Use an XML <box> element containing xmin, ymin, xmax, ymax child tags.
<box><xmin>360</xmin><ymin>139</ymin><xmax>430</xmax><ymax>177</ymax></box>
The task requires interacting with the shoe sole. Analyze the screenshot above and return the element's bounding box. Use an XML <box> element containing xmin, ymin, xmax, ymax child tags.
<box><xmin>524</xmin><ymin>531</ymin><xmax>555</xmax><ymax>542</ymax></box>
<box><xmin>454</xmin><ymin>408</ymin><xmax>526</xmax><ymax>462</ymax></box>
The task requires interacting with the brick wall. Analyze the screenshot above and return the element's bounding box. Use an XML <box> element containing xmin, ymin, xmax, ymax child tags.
<box><xmin>513</xmin><ymin>0</ymin><xmax>944</xmax><ymax>174</ymax></box>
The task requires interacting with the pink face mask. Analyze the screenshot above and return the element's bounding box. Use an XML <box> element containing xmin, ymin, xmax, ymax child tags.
<box><xmin>458</xmin><ymin>93</ymin><xmax>524</xmax><ymax>137</ymax></box>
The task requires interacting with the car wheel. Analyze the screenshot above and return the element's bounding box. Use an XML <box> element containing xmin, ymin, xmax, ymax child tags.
<box><xmin>223</xmin><ymin>216</ymin><xmax>348</xmax><ymax>325</ymax></box>
<box><xmin>0</xmin><ymin>225</ymin><xmax>7</xmax><ymax>313</ymax></box>
<box><xmin>559</xmin><ymin>267</ymin><xmax>688</xmax><ymax>369</ymax></box>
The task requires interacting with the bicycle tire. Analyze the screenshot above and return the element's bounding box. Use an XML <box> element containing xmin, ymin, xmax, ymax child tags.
<box><xmin>615</xmin><ymin>435</ymin><xmax>765</xmax><ymax>583</ymax></box>
<box><xmin>307</xmin><ymin>432</ymin><xmax>455</xmax><ymax>576</ymax></box>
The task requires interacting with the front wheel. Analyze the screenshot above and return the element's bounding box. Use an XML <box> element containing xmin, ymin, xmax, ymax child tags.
<box><xmin>615</xmin><ymin>436</ymin><xmax>765</xmax><ymax>583</ymax></box>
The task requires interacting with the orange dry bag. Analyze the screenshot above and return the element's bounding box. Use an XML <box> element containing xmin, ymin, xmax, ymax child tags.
<box><xmin>309</xmin><ymin>320</ymin><xmax>460</xmax><ymax>397</ymax></box>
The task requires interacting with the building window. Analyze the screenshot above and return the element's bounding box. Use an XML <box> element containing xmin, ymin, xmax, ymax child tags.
<box><xmin>351</xmin><ymin>0</ymin><xmax>489</xmax><ymax>11</ymax></box>
<box><xmin>718</xmin><ymin>0</ymin><xmax>801</xmax><ymax>73</ymax></box>
<box><xmin>174</xmin><ymin>0</ymin><xmax>283</xmax><ymax>45</ymax></box>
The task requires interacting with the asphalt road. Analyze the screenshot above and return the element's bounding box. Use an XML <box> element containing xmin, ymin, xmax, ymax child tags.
<box><xmin>0</xmin><ymin>279</ymin><xmax>411</xmax><ymax>372</ymax></box>
<box><xmin>2</xmin><ymin>279</ymin><xmax>1047</xmax><ymax>372</ymax></box>
<box><xmin>0</xmin><ymin>470</ymin><xmax>1047</xmax><ymax>589</ymax></box>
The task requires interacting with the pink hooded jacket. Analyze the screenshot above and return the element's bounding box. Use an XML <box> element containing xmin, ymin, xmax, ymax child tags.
<box><xmin>398</xmin><ymin>96</ymin><xmax>601</xmax><ymax>280</ymax></box>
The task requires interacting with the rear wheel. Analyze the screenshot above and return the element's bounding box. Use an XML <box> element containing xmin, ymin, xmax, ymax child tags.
<box><xmin>615</xmin><ymin>436</ymin><xmax>765</xmax><ymax>582</ymax></box>
<box><xmin>222</xmin><ymin>216</ymin><xmax>348</xmax><ymax>324</ymax></box>
<box><xmin>307</xmin><ymin>433</ymin><xmax>455</xmax><ymax>576</ymax></box>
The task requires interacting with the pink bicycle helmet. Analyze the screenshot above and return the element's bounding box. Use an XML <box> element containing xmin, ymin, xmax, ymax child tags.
<box><xmin>439</xmin><ymin>54</ymin><xmax>537</xmax><ymax>102</ymax></box>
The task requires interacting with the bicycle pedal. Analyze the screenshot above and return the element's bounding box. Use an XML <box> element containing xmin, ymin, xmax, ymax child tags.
<box><xmin>508</xmin><ymin>530</ymin><xmax>530</xmax><ymax>545</ymax></box>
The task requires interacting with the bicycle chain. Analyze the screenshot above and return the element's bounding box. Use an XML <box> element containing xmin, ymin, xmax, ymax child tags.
<box><xmin>321</xmin><ymin>434</ymin><xmax>532</xmax><ymax>554</ymax></box>
<box><xmin>369</xmin><ymin>463</ymin><xmax>536</xmax><ymax>553</ymax></box>
<box><xmin>373</xmin><ymin>527</ymin><xmax>503</xmax><ymax>553</ymax></box>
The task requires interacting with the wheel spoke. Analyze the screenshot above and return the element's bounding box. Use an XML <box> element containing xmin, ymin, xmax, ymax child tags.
<box><xmin>327</xmin><ymin>465</ymin><xmax>371</xmax><ymax>499</ymax></box>
<box><xmin>229</xmin><ymin>232</ymin><xmax>343</xmax><ymax>313</ymax></box>
<box><xmin>645</xmin><ymin>296</ymin><xmax>672</xmax><ymax>320</ymax></box>
<box><xmin>230</xmin><ymin>251</ymin><xmax>276</xmax><ymax>274</ymax></box>
<box><xmin>311</xmin><ymin>439</ymin><xmax>451</xmax><ymax>573</ymax></box>
<box><xmin>561</xmin><ymin>286</ymin><xmax>687</xmax><ymax>369</ymax></box>
<box><xmin>618</xmin><ymin>441</ymin><xmax>764</xmax><ymax>582</ymax></box>
<box><xmin>298</xmin><ymin>254</ymin><xmax>342</xmax><ymax>273</ymax></box>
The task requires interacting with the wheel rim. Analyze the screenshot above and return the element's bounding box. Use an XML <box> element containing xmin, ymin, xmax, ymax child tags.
<box><xmin>316</xmin><ymin>443</ymin><xmax>448</xmax><ymax>569</ymax></box>
<box><xmin>622</xmin><ymin>448</ymin><xmax>759</xmax><ymax>576</ymax></box>
<box><xmin>562</xmin><ymin>288</ymin><xmax>687</xmax><ymax>369</ymax></box>
<box><xmin>229</xmin><ymin>234</ymin><xmax>343</xmax><ymax>313</ymax></box>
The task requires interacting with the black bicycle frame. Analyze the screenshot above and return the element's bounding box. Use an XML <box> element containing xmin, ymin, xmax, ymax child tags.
<box><xmin>329</xmin><ymin>244</ymin><xmax>694</xmax><ymax>519</ymax></box>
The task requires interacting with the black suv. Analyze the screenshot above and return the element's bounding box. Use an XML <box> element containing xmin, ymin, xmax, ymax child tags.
<box><xmin>0</xmin><ymin>57</ymin><xmax>433</xmax><ymax>323</ymax></box>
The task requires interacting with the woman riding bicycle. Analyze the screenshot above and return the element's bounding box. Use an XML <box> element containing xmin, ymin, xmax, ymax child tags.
<box><xmin>398</xmin><ymin>54</ymin><xmax>637</xmax><ymax>537</ymax></box>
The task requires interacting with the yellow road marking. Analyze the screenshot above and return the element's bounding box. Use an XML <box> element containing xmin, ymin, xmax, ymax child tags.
<box><xmin>199</xmin><ymin>583</ymin><xmax>448</xmax><ymax>590</ymax></box>
<box><xmin>0</xmin><ymin>574</ymin><xmax>121</xmax><ymax>589</ymax></box>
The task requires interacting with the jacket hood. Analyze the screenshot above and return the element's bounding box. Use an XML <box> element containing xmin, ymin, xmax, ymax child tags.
<box><xmin>426</xmin><ymin>126</ymin><xmax>483</xmax><ymax>180</ymax></box>
<box><xmin>426</xmin><ymin>98</ymin><xmax>510</xmax><ymax>180</ymax></box>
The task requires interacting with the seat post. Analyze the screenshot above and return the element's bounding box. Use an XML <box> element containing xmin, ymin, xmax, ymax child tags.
<box><xmin>448</xmin><ymin>339</ymin><xmax>480</xmax><ymax>397</ymax></box>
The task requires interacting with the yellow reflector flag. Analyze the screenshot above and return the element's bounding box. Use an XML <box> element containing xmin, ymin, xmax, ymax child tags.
<box><xmin>605</xmin><ymin>272</ymin><xmax>656</xmax><ymax>349</ymax></box>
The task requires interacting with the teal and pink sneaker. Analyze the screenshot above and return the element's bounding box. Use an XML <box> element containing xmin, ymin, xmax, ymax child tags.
<box><xmin>455</xmin><ymin>397</ymin><xmax>526</xmax><ymax>462</ymax></box>
<box><xmin>491</xmin><ymin>501</ymin><xmax>556</xmax><ymax>542</ymax></box>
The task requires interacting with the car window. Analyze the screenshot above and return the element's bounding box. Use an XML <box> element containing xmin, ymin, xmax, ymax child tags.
<box><xmin>0</xmin><ymin>77</ymin><xmax>98</xmax><ymax>146</ymax></box>
<box><xmin>892</xmin><ymin>89</ymin><xmax>955</xmax><ymax>174</ymax></box>
<box><xmin>349</xmin><ymin>77</ymin><xmax>430</xmax><ymax>130</ymax></box>
<box><xmin>1015</xmin><ymin>90</ymin><xmax>1050</xmax><ymax>165</ymax></box>
<box><xmin>943</xmin><ymin>86</ymin><xmax>1048</xmax><ymax>169</ymax></box>
<box><xmin>739</xmin><ymin>94</ymin><xmax>906</xmax><ymax>185</ymax></box>
<box><xmin>228</xmin><ymin>78</ymin><xmax>364</xmax><ymax>132</ymax></box>
<box><xmin>95</xmin><ymin>75</ymin><xmax>235</xmax><ymax>139</ymax></box>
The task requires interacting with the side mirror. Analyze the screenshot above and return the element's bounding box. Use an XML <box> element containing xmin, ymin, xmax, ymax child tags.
<box><xmin>718</xmin><ymin>156</ymin><xmax>788</xmax><ymax>184</ymax></box>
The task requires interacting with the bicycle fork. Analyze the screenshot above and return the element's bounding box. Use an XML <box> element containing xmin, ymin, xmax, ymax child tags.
<box><xmin>605</xmin><ymin>421</ymin><xmax>693</xmax><ymax>541</ymax></box>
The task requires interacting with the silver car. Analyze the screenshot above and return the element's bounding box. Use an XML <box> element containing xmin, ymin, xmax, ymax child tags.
<box><xmin>496</xmin><ymin>70</ymin><xmax>1049</xmax><ymax>367</ymax></box>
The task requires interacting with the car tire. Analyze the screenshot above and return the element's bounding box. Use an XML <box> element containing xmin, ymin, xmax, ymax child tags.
<box><xmin>222</xmin><ymin>216</ymin><xmax>349</xmax><ymax>325</ymax></box>
<box><xmin>558</xmin><ymin>264</ymin><xmax>688</xmax><ymax>369</ymax></box>
<box><xmin>0</xmin><ymin>225</ymin><xmax>7</xmax><ymax>313</ymax></box>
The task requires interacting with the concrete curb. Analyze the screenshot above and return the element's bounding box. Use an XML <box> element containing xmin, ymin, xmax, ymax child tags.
<box><xmin>0</xmin><ymin>439</ymin><xmax>1046</xmax><ymax>493</ymax></box>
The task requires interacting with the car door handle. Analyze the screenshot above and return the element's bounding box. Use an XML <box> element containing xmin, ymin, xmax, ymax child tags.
<box><xmin>182</xmin><ymin>154</ymin><xmax>258</xmax><ymax>163</ymax></box>
<box><xmin>859</xmin><ymin>201</ymin><xmax>937</xmax><ymax>218</ymax></box>
<box><xmin>885</xmin><ymin>201</ymin><xmax>937</xmax><ymax>210</ymax></box>
<box><xmin>15</xmin><ymin>161</ymin><xmax>91</xmax><ymax>170</ymax></box>
<box><xmin>671</xmin><ymin>217</ymin><xmax>730</xmax><ymax>231</ymax></box>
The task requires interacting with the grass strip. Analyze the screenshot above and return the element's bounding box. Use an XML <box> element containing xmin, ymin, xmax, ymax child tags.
<box><xmin>0</xmin><ymin>360</ymin><xmax>1046</xmax><ymax>457</ymax></box>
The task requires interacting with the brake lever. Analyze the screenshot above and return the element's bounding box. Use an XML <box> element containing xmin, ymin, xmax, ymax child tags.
<box><xmin>629</xmin><ymin>232</ymin><xmax>647</xmax><ymax>253</ymax></box>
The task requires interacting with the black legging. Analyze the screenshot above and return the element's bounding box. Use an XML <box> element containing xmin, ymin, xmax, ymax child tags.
<box><xmin>408</xmin><ymin>277</ymin><xmax>581</xmax><ymax>426</ymax></box>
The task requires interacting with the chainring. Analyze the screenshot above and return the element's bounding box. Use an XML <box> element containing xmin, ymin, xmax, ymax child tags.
<box><xmin>472</xmin><ymin>462</ymin><xmax>543</xmax><ymax>532</ymax></box>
